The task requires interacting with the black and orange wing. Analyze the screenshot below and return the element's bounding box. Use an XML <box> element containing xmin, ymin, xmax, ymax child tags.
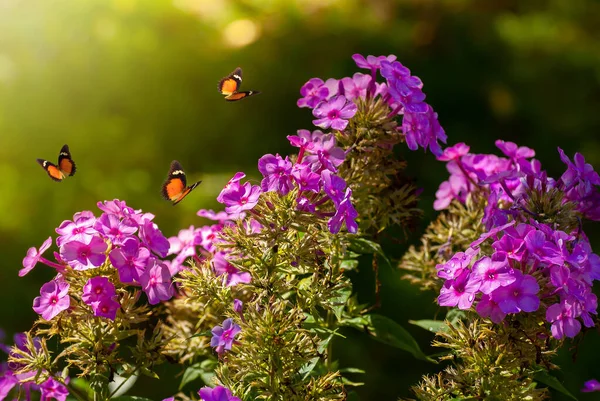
<box><xmin>224</xmin><ymin>90</ymin><xmax>261</xmax><ymax>101</ymax></box>
<box><xmin>218</xmin><ymin>67</ymin><xmax>243</xmax><ymax>97</ymax></box>
<box><xmin>161</xmin><ymin>160</ymin><xmax>202</xmax><ymax>205</ymax></box>
<box><xmin>37</xmin><ymin>159</ymin><xmax>65</xmax><ymax>182</ymax></box>
<box><xmin>57</xmin><ymin>144</ymin><xmax>76</xmax><ymax>177</ymax></box>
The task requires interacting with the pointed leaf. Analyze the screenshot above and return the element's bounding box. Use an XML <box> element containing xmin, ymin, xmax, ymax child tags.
<box><xmin>534</xmin><ymin>370</ymin><xmax>578</xmax><ymax>401</ymax></box>
<box><xmin>363</xmin><ymin>314</ymin><xmax>435</xmax><ymax>363</ymax></box>
<box><xmin>347</xmin><ymin>237</ymin><xmax>391</xmax><ymax>267</ymax></box>
<box><xmin>409</xmin><ymin>319</ymin><xmax>448</xmax><ymax>333</ymax></box>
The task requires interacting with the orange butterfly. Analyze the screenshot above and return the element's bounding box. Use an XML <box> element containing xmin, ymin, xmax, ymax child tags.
<box><xmin>218</xmin><ymin>67</ymin><xmax>261</xmax><ymax>101</ymax></box>
<box><xmin>161</xmin><ymin>160</ymin><xmax>202</xmax><ymax>205</ymax></box>
<box><xmin>37</xmin><ymin>144</ymin><xmax>76</xmax><ymax>182</ymax></box>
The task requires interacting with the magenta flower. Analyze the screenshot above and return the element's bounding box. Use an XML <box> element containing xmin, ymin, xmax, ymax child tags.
<box><xmin>210</xmin><ymin>318</ymin><xmax>241</xmax><ymax>354</ymax></box>
<box><xmin>198</xmin><ymin>386</ymin><xmax>241</xmax><ymax>401</ymax></box>
<box><xmin>32</xmin><ymin>278</ymin><xmax>70</xmax><ymax>321</ymax></box>
<box><xmin>109</xmin><ymin>238</ymin><xmax>150</xmax><ymax>283</ymax></box>
<box><xmin>476</xmin><ymin>294</ymin><xmax>506</xmax><ymax>324</ymax></box>
<box><xmin>212</xmin><ymin>252</ymin><xmax>251</xmax><ymax>287</ymax></box>
<box><xmin>55</xmin><ymin>211</ymin><xmax>97</xmax><ymax>247</ymax></box>
<box><xmin>258</xmin><ymin>154</ymin><xmax>294</xmax><ymax>195</ymax></box>
<box><xmin>472</xmin><ymin>253</ymin><xmax>515</xmax><ymax>294</ymax></box>
<box><xmin>436</xmin><ymin>249</ymin><xmax>478</xmax><ymax>280</ymax></box>
<box><xmin>96</xmin><ymin>199</ymin><xmax>136</xmax><ymax>219</ymax></box>
<box><xmin>216</xmin><ymin>172</ymin><xmax>246</xmax><ymax>203</ymax></box>
<box><xmin>321</xmin><ymin>170</ymin><xmax>347</xmax><ymax>206</ymax></box>
<box><xmin>81</xmin><ymin>276</ymin><xmax>116</xmax><ymax>306</ymax></box>
<box><xmin>341</xmin><ymin>73</ymin><xmax>372</xmax><ymax>101</ymax></box>
<box><xmin>581</xmin><ymin>379</ymin><xmax>600</xmax><ymax>392</ymax></box>
<box><xmin>167</xmin><ymin>226</ymin><xmax>200</xmax><ymax>273</ymax></box>
<box><xmin>139</xmin><ymin>259</ymin><xmax>173</xmax><ymax>305</ymax></box>
<box><xmin>39</xmin><ymin>377</ymin><xmax>69</xmax><ymax>401</ymax></box>
<box><xmin>291</xmin><ymin>164</ymin><xmax>320</xmax><ymax>193</ymax></box>
<box><xmin>328</xmin><ymin>188</ymin><xmax>358</xmax><ymax>234</ymax></box>
<box><xmin>437</xmin><ymin>143</ymin><xmax>470</xmax><ymax>162</ymax></box>
<box><xmin>352</xmin><ymin>54</ymin><xmax>397</xmax><ymax>71</ymax></box>
<box><xmin>312</xmin><ymin>95</ymin><xmax>357</xmax><ymax>131</ymax></box>
<box><xmin>495</xmin><ymin>140</ymin><xmax>535</xmax><ymax>161</ymax></box>
<box><xmin>401</xmin><ymin>105</ymin><xmax>447</xmax><ymax>157</ymax></box>
<box><xmin>19</xmin><ymin>236</ymin><xmax>53</xmax><ymax>277</ymax></box>
<box><xmin>546</xmin><ymin>300</ymin><xmax>581</xmax><ymax>339</ymax></box>
<box><xmin>139</xmin><ymin>220</ymin><xmax>170</xmax><ymax>258</ymax></box>
<box><xmin>438</xmin><ymin>271</ymin><xmax>482</xmax><ymax>310</ymax></box>
<box><xmin>196</xmin><ymin>209</ymin><xmax>234</xmax><ymax>222</ymax></box>
<box><xmin>297</xmin><ymin>78</ymin><xmax>330</xmax><ymax>109</ymax></box>
<box><xmin>60</xmin><ymin>236</ymin><xmax>107</xmax><ymax>270</ymax></box>
<box><xmin>220</xmin><ymin>181</ymin><xmax>262</xmax><ymax>214</ymax></box>
<box><xmin>92</xmin><ymin>297</ymin><xmax>121</xmax><ymax>320</ymax></box>
<box><xmin>491</xmin><ymin>272</ymin><xmax>540</xmax><ymax>314</ymax></box>
<box><xmin>296</xmin><ymin>196</ymin><xmax>316</xmax><ymax>212</ymax></box>
<box><xmin>93</xmin><ymin>214</ymin><xmax>137</xmax><ymax>246</ymax></box>
<box><xmin>303</xmin><ymin>132</ymin><xmax>346</xmax><ymax>173</ymax></box>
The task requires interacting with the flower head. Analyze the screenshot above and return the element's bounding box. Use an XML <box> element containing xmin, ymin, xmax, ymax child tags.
<box><xmin>32</xmin><ymin>278</ymin><xmax>70</xmax><ymax>321</ymax></box>
<box><xmin>20</xmin><ymin>236</ymin><xmax>53</xmax><ymax>277</ymax></box>
<box><xmin>60</xmin><ymin>236</ymin><xmax>107</xmax><ymax>270</ymax></box>
<box><xmin>312</xmin><ymin>95</ymin><xmax>357</xmax><ymax>131</ymax></box>
<box><xmin>210</xmin><ymin>318</ymin><xmax>241</xmax><ymax>354</ymax></box>
<box><xmin>198</xmin><ymin>386</ymin><xmax>241</xmax><ymax>401</ymax></box>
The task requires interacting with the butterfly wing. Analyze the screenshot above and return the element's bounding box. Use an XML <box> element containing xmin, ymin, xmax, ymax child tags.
<box><xmin>171</xmin><ymin>180</ymin><xmax>202</xmax><ymax>205</ymax></box>
<box><xmin>224</xmin><ymin>90</ymin><xmax>261</xmax><ymax>101</ymax></box>
<box><xmin>218</xmin><ymin>67</ymin><xmax>243</xmax><ymax>97</ymax></box>
<box><xmin>57</xmin><ymin>144</ymin><xmax>76</xmax><ymax>176</ymax></box>
<box><xmin>37</xmin><ymin>159</ymin><xmax>65</xmax><ymax>182</ymax></box>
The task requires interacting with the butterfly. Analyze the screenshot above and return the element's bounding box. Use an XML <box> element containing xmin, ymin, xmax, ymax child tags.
<box><xmin>161</xmin><ymin>160</ymin><xmax>202</xmax><ymax>205</ymax></box>
<box><xmin>218</xmin><ymin>67</ymin><xmax>261</xmax><ymax>101</ymax></box>
<box><xmin>36</xmin><ymin>144</ymin><xmax>76</xmax><ymax>182</ymax></box>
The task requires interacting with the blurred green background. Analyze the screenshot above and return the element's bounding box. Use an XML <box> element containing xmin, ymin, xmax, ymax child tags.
<box><xmin>1</xmin><ymin>0</ymin><xmax>600</xmax><ymax>399</ymax></box>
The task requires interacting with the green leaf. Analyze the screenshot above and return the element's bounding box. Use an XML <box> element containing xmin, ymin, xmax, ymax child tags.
<box><xmin>534</xmin><ymin>370</ymin><xmax>578</xmax><ymax>401</ymax></box>
<box><xmin>341</xmin><ymin>377</ymin><xmax>364</xmax><ymax>386</ymax></box>
<box><xmin>409</xmin><ymin>319</ymin><xmax>448</xmax><ymax>334</ymax></box>
<box><xmin>339</xmin><ymin>367</ymin><xmax>365</xmax><ymax>374</ymax></box>
<box><xmin>340</xmin><ymin>259</ymin><xmax>359</xmax><ymax>271</ymax></box>
<box><xmin>179</xmin><ymin>360</ymin><xmax>217</xmax><ymax>390</ymax></box>
<box><xmin>112</xmin><ymin>397</ymin><xmax>155</xmax><ymax>401</ymax></box>
<box><xmin>361</xmin><ymin>314</ymin><xmax>435</xmax><ymax>363</ymax></box>
<box><xmin>330</xmin><ymin>286</ymin><xmax>352</xmax><ymax>320</ymax></box>
<box><xmin>188</xmin><ymin>330</ymin><xmax>212</xmax><ymax>339</ymax></box>
<box><xmin>347</xmin><ymin>237</ymin><xmax>391</xmax><ymax>267</ymax></box>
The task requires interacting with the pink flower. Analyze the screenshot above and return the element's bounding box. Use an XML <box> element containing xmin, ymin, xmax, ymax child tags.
<box><xmin>32</xmin><ymin>278</ymin><xmax>70</xmax><ymax>321</ymax></box>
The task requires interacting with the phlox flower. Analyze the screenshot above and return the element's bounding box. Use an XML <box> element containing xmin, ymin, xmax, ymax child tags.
<box><xmin>211</xmin><ymin>252</ymin><xmax>251</xmax><ymax>287</ymax></box>
<box><xmin>55</xmin><ymin>211</ymin><xmax>97</xmax><ymax>247</ymax></box>
<box><xmin>139</xmin><ymin>220</ymin><xmax>170</xmax><ymax>258</ymax></box>
<box><xmin>198</xmin><ymin>385</ymin><xmax>241</xmax><ymax>401</ymax></box>
<box><xmin>210</xmin><ymin>318</ymin><xmax>241</xmax><ymax>355</ymax></box>
<box><xmin>546</xmin><ymin>300</ymin><xmax>582</xmax><ymax>339</ymax></box>
<box><xmin>258</xmin><ymin>154</ymin><xmax>294</xmax><ymax>195</ymax></box>
<box><xmin>109</xmin><ymin>238</ymin><xmax>150</xmax><ymax>283</ymax></box>
<box><xmin>39</xmin><ymin>377</ymin><xmax>69</xmax><ymax>401</ymax></box>
<box><xmin>32</xmin><ymin>278</ymin><xmax>70</xmax><ymax>321</ymax></box>
<box><xmin>312</xmin><ymin>95</ymin><xmax>357</xmax><ymax>131</ymax></box>
<box><xmin>327</xmin><ymin>188</ymin><xmax>358</xmax><ymax>234</ymax></box>
<box><xmin>19</xmin><ymin>236</ymin><xmax>53</xmax><ymax>277</ymax></box>
<box><xmin>490</xmin><ymin>271</ymin><xmax>540</xmax><ymax>314</ymax></box>
<box><xmin>60</xmin><ymin>235</ymin><xmax>107</xmax><ymax>270</ymax></box>
<box><xmin>220</xmin><ymin>181</ymin><xmax>262</xmax><ymax>215</ymax></box>
<box><xmin>139</xmin><ymin>259</ymin><xmax>173</xmax><ymax>305</ymax></box>
<box><xmin>581</xmin><ymin>379</ymin><xmax>600</xmax><ymax>392</ymax></box>
<box><xmin>438</xmin><ymin>271</ymin><xmax>481</xmax><ymax>310</ymax></box>
<box><xmin>297</xmin><ymin>78</ymin><xmax>329</xmax><ymax>109</ymax></box>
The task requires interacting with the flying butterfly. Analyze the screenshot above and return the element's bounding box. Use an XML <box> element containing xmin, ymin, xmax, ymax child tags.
<box><xmin>218</xmin><ymin>67</ymin><xmax>261</xmax><ymax>101</ymax></box>
<box><xmin>161</xmin><ymin>160</ymin><xmax>202</xmax><ymax>205</ymax></box>
<box><xmin>36</xmin><ymin>144</ymin><xmax>76</xmax><ymax>182</ymax></box>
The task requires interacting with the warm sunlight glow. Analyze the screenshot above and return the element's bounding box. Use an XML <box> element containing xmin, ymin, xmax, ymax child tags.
<box><xmin>223</xmin><ymin>19</ymin><xmax>259</xmax><ymax>48</ymax></box>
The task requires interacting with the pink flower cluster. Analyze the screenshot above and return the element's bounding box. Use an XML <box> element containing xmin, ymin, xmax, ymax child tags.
<box><xmin>22</xmin><ymin>200</ymin><xmax>175</xmax><ymax>322</ymax></box>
